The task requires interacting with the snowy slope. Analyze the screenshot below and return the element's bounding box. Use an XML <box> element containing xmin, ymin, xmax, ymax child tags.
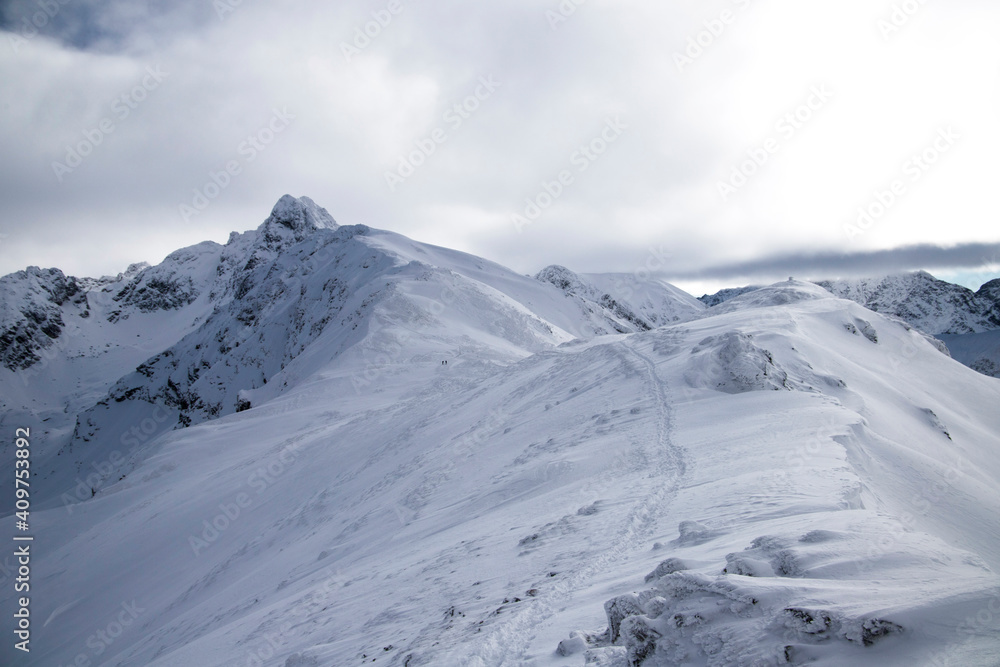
<box><xmin>579</xmin><ymin>272</ymin><xmax>705</xmax><ymax>328</ymax></box>
<box><xmin>700</xmin><ymin>273</ymin><xmax>1000</xmax><ymax>337</ymax></box>
<box><xmin>9</xmin><ymin>196</ymin><xmax>702</xmax><ymax>514</ymax></box>
<box><xmin>697</xmin><ymin>285</ymin><xmax>762</xmax><ymax>308</ymax></box>
<box><xmin>0</xmin><ymin>242</ymin><xmax>225</xmax><ymax>496</ymax></box>
<box><xmin>536</xmin><ymin>266</ymin><xmax>704</xmax><ymax>334</ymax></box>
<box><xmin>2</xmin><ymin>260</ymin><xmax>998</xmax><ymax>667</ymax></box>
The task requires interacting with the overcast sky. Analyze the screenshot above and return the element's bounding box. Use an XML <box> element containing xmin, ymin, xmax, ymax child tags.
<box><xmin>1</xmin><ymin>0</ymin><xmax>998</xmax><ymax>296</ymax></box>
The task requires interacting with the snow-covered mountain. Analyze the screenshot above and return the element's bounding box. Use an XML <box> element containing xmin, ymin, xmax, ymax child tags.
<box><xmin>696</xmin><ymin>285</ymin><xmax>762</xmax><ymax>309</ymax></box>
<box><xmin>536</xmin><ymin>265</ymin><xmax>704</xmax><ymax>334</ymax></box>
<box><xmin>0</xmin><ymin>196</ymin><xmax>701</xmax><ymax>512</ymax></box>
<box><xmin>814</xmin><ymin>272</ymin><xmax>1000</xmax><ymax>335</ymax></box>
<box><xmin>700</xmin><ymin>273</ymin><xmax>1000</xmax><ymax>378</ymax></box>
<box><xmin>702</xmin><ymin>273</ymin><xmax>1000</xmax><ymax>336</ymax></box>
<box><xmin>2</xmin><ymin>198</ymin><xmax>999</xmax><ymax>667</ymax></box>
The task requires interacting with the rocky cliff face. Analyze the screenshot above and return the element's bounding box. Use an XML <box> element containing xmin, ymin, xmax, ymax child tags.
<box><xmin>101</xmin><ymin>220</ymin><xmax>388</xmax><ymax>428</ymax></box>
<box><xmin>0</xmin><ymin>267</ymin><xmax>88</xmax><ymax>370</ymax></box>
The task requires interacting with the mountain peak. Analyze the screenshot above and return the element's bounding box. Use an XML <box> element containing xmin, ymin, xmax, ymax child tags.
<box><xmin>262</xmin><ymin>195</ymin><xmax>338</xmax><ymax>234</ymax></box>
<box><xmin>978</xmin><ymin>277</ymin><xmax>1000</xmax><ymax>301</ymax></box>
<box><xmin>535</xmin><ymin>265</ymin><xmax>581</xmax><ymax>292</ymax></box>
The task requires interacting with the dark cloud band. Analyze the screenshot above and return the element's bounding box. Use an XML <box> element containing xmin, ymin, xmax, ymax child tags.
<box><xmin>664</xmin><ymin>242</ymin><xmax>1000</xmax><ymax>282</ymax></box>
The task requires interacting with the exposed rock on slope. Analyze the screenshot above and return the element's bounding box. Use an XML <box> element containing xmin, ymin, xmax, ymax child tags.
<box><xmin>815</xmin><ymin>271</ymin><xmax>1000</xmax><ymax>335</ymax></box>
<box><xmin>537</xmin><ymin>265</ymin><xmax>704</xmax><ymax>334</ymax></box>
<box><xmin>0</xmin><ymin>267</ymin><xmax>88</xmax><ymax>370</ymax></box>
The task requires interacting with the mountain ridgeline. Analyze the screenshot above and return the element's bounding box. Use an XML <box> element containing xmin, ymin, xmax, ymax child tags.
<box><xmin>700</xmin><ymin>273</ymin><xmax>1000</xmax><ymax>336</ymax></box>
<box><xmin>1</xmin><ymin>196</ymin><xmax>998</xmax><ymax>666</ymax></box>
<box><xmin>700</xmin><ymin>273</ymin><xmax>1000</xmax><ymax>378</ymax></box>
<box><xmin>0</xmin><ymin>195</ymin><xmax>708</xmax><ymax>508</ymax></box>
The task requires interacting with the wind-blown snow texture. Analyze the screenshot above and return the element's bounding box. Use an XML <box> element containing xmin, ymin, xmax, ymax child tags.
<box><xmin>702</xmin><ymin>274</ymin><xmax>1000</xmax><ymax>379</ymax></box>
<box><xmin>1</xmin><ymin>197</ymin><xmax>998</xmax><ymax>667</ymax></box>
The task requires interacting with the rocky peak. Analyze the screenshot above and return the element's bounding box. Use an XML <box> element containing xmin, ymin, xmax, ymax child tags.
<box><xmin>261</xmin><ymin>195</ymin><xmax>338</xmax><ymax>236</ymax></box>
<box><xmin>536</xmin><ymin>265</ymin><xmax>583</xmax><ymax>292</ymax></box>
<box><xmin>977</xmin><ymin>278</ymin><xmax>1000</xmax><ymax>304</ymax></box>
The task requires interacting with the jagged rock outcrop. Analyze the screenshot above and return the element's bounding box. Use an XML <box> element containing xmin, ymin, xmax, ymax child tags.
<box><xmin>0</xmin><ymin>267</ymin><xmax>87</xmax><ymax>370</ymax></box>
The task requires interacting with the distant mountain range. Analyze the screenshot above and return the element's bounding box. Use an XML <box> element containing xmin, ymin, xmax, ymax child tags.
<box><xmin>700</xmin><ymin>272</ymin><xmax>1000</xmax><ymax>378</ymax></box>
<box><xmin>701</xmin><ymin>272</ymin><xmax>1000</xmax><ymax>335</ymax></box>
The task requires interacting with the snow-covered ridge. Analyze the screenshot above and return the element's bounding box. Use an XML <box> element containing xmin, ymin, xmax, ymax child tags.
<box><xmin>700</xmin><ymin>273</ymin><xmax>1000</xmax><ymax>381</ymax></box>
<box><xmin>702</xmin><ymin>272</ymin><xmax>1000</xmax><ymax>336</ymax></box>
<box><xmin>2</xmin><ymin>196</ymin><xmax>695</xmax><ymax>509</ymax></box>
<box><xmin>815</xmin><ymin>272</ymin><xmax>1000</xmax><ymax>335</ymax></box>
<box><xmin>1</xmin><ymin>198</ymin><xmax>998</xmax><ymax>666</ymax></box>
<box><xmin>536</xmin><ymin>265</ymin><xmax>704</xmax><ymax>334</ymax></box>
<box><xmin>2</xmin><ymin>276</ymin><xmax>997</xmax><ymax>666</ymax></box>
<box><xmin>697</xmin><ymin>285</ymin><xmax>761</xmax><ymax>308</ymax></box>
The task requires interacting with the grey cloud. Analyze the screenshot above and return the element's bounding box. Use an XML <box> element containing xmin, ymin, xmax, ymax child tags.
<box><xmin>663</xmin><ymin>243</ymin><xmax>1000</xmax><ymax>283</ymax></box>
<box><xmin>0</xmin><ymin>1</ymin><xmax>997</xmax><ymax>286</ymax></box>
<box><xmin>0</xmin><ymin>0</ymin><xmax>213</xmax><ymax>52</ymax></box>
